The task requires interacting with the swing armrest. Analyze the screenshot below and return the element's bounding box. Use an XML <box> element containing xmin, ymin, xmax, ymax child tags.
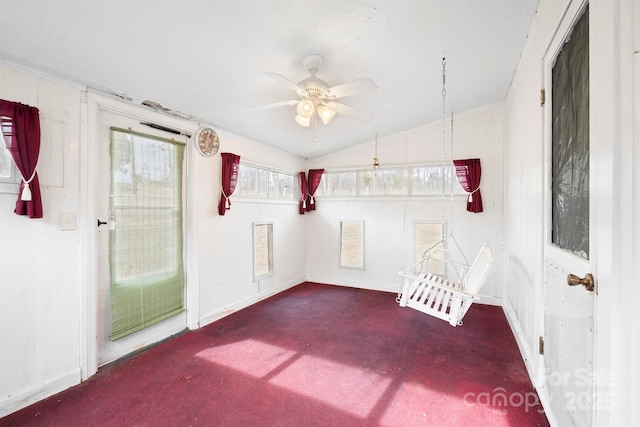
<box><xmin>398</xmin><ymin>272</ymin><xmax>479</xmax><ymax>300</ymax></box>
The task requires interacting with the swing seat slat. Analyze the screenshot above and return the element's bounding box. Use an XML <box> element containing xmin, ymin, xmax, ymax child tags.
<box><xmin>398</xmin><ymin>243</ymin><xmax>494</xmax><ymax>327</ymax></box>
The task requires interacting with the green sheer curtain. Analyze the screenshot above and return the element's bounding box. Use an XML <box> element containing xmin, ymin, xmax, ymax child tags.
<box><xmin>109</xmin><ymin>127</ymin><xmax>185</xmax><ymax>341</ymax></box>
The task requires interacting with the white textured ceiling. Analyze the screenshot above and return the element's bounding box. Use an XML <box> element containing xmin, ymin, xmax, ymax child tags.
<box><xmin>0</xmin><ymin>0</ymin><xmax>538</xmax><ymax>159</ymax></box>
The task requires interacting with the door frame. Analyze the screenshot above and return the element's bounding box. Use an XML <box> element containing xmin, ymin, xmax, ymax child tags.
<box><xmin>80</xmin><ymin>94</ymin><xmax>199</xmax><ymax>378</ymax></box>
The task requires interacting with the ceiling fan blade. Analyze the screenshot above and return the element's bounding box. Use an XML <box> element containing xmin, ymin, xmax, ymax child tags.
<box><xmin>328</xmin><ymin>77</ymin><xmax>377</xmax><ymax>99</ymax></box>
<box><xmin>333</xmin><ymin>102</ymin><xmax>374</xmax><ymax>123</ymax></box>
<box><xmin>246</xmin><ymin>99</ymin><xmax>298</xmax><ymax>112</ymax></box>
<box><xmin>263</xmin><ymin>72</ymin><xmax>306</xmax><ymax>95</ymax></box>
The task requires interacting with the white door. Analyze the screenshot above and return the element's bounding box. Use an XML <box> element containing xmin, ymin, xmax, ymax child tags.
<box><xmin>96</xmin><ymin>108</ymin><xmax>187</xmax><ymax>366</ymax></box>
<box><xmin>543</xmin><ymin>2</ymin><xmax>595</xmax><ymax>427</ymax></box>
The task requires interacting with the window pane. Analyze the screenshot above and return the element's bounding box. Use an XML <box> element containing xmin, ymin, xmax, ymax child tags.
<box><xmin>446</xmin><ymin>165</ymin><xmax>468</xmax><ymax>195</ymax></box>
<box><xmin>0</xmin><ymin>144</ymin><xmax>11</xmax><ymax>178</ymax></box>
<box><xmin>237</xmin><ymin>164</ymin><xmax>268</xmax><ymax>198</ymax></box>
<box><xmin>340</xmin><ymin>220</ymin><xmax>364</xmax><ymax>269</ymax></box>
<box><xmin>412</xmin><ymin>165</ymin><xmax>465</xmax><ymax>196</ymax></box>
<box><xmin>0</xmin><ymin>118</ymin><xmax>20</xmax><ymax>193</ymax></box>
<box><xmin>415</xmin><ymin>222</ymin><xmax>445</xmax><ymax>275</ymax></box>
<box><xmin>254</xmin><ymin>223</ymin><xmax>273</xmax><ymax>280</ymax></box>
<box><xmin>412</xmin><ymin>166</ymin><xmax>445</xmax><ymax>195</ymax></box>
<box><xmin>360</xmin><ymin>169</ymin><xmax>408</xmax><ymax>195</ymax></box>
<box><xmin>316</xmin><ymin>171</ymin><xmax>357</xmax><ymax>197</ymax></box>
<box><xmin>551</xmin><ymin>8</ymin><xmax>589</xmax><ymax>258</ymax></box>
<box><xmin>269</xmin><ymin>170</ymin><xmax>296</xmax><ymax>199</ymax></box>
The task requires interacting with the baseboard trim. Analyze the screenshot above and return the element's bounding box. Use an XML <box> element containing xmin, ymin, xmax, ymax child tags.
<box><xmin>0</xmin><ymin>368</ymin><xmax>81</xmax><ymax>418</ymax></box>
<box><xmin>305</xmin><ymin>276</ymin><xmax>397</xmax><ymax>293</ymax></box>
<box><xmin>307</xmin><ymin>275</ymin><xmax>503</xmax><ymax>305</ymax></box>
<box><xmin>199</xmin><ymin>276</ymin><xmax>304</xmax><ymax>327</ymax></box>
<box><xmin>503</xmin><ymin>302</ymin><xmax>558</xmax><ymax>427</ymax></box>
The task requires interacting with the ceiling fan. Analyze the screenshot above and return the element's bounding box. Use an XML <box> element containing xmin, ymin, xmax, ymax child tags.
<box><xmin>248</xmin><ymin>54</ymin><xmax>377</xmax><ymax>127</ymax></box>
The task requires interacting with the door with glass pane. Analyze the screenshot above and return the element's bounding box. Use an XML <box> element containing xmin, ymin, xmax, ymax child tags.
<box><xmin>97</xmin><ymin>109</ymin><xmax>187</xmax><ymax>366</ymax></box>
<box><xmin>543</xmin><ymin>3</ymin><xmax>595</xmax><ymax>427</ymax></box>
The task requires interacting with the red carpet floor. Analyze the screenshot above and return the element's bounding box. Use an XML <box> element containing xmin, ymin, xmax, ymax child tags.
<box><xmin>1</xmin><ymin>282</ymin><xmax>549</xmax><ymax>426</ymax></box>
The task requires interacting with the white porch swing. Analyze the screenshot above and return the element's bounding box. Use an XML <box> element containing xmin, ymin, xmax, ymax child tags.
<box><xmin>396</xmin><ymin>57</ymin><xmax>495</xmax><ymax>327</ymax></box>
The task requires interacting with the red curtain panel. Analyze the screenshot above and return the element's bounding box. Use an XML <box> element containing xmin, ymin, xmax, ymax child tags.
<box><xmin>218</xmin><ymin>152</ymin><xmax>241</xmax><ymax>216</ymax></box>
<box><xmin>298</xmin><ymin>171</ymin><xmax>307</xmax><ymax>215</ymax></box>
<box><xmin>0</xmin><ymin>99</ymin><xmax>43</xmax><ymax>218</ymax></box>
<box><xmin>453</xmin><ymin>158</ymin><xmax>483</xmax><ymax>213</ymax></box>
<box><xmin>305</xmin><ymin>169</ymin><xmax>324</xmax><ymax>212</ymax></box>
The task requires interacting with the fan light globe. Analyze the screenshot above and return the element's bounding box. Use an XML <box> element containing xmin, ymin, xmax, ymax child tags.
<box><xmin>317</xmin><ymin>103</ymin><xmax>336</xmax><ymax>125</ymax></box>
<box><xmin>296</xmin><ymin>98</ymin><xmax>315</xmax><ymax>118</ymax></box>
<box><xmin>295</xmin><ymin>115</ymin><xmax>311</xmax><ymax>127</ymax></box>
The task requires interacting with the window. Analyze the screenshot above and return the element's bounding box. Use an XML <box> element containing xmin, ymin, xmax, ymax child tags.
<box><xmin>237</xmin><ymin>164</ymin><xmax>268</xmax><ymax>198</ymax></box>
<box><xmin>269</xmin><ymin>170</ymin><xmax>295</xmax><ymax>199</ymax></box>
<box><xmin>444</xmin><ymin>164</ymin><xmax>467</xmax><ymax>196</ymax></box>
<box><xmin>412</xmin><ymin>165</ymin><xmax>445</xmax><ymax>195</ymax></box>
<box><xmin>340</xmin><ymin>220</ymin><xmax>364</xmax><ymax>269</ymax></box>
<box><xmin>316</xmin><ymin>164</ymin><xmax>464</xmax><ymax>198</ymax></box>
<box><xmin>253</xmin><ymin>222</ymin><xmax>273</xmax><ymax>280</ymax></box>
<box><xmin>412</xmin><ymin>165</ymin><xmax>466</xmax><ymax>196</ymax></box>
<box><xmin>360</xmin><ymin>168</ymin><xmax>409</xmax><ymax>196</ymax></box>
<box><xmin>0</xmin><ymin>117</ymin><xmax>20</xmax><ymax>193</ymax></box>
<box><xmin>415</xmin><ymin>222</ymin><xmax>445</xmax><ymax>275</ymax></box>
<box><xmin>235</xmin><ymin>163</ymin><xmax>297</xmax><ymax>200</ymax></box>
<box><xmin>316</xmin><ymin>171</ymin><xmax>357</xmax><ymax>197</ymax></box>
<box><xmin>551</xmin><ymin>7</ymin><xmax>589</xmax><ymax>258</ymax></box>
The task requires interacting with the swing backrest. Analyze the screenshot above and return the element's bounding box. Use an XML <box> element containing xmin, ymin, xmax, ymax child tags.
<box><xmin>462</xmin><ymin>243</ymin><xmax>495</xmax><ymax>295</ymax></box>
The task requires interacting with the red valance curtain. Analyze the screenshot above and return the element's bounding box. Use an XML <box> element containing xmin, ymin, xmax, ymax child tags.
<box><xmin>218</xmin><ymin>152</ymin><xmax>241</xmax><ymax>216</ymax></box>
<box><xmin>0</xmin><ymin>99</ymin><xmax>43</xmax><ymax>218</ymax></box>
<box><xmin>298</xmin><ymin>171</ymin><xmax>308</xmax><ymax>215</ymax></box>
<box><xmin>305</xmin><ymin>169</ymin><xmax>324</xmax><ymax>212</ymax></box>
<box><xmin>453</xmin><ymin>158</ymin><xmax>483</xmax><ymax>213</ymax></box>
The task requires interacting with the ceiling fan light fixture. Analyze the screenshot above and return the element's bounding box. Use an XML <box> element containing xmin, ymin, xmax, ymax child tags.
<box><xmin>257</xmin><ymin>55</ymin><xmax>376</xmax><ymax>129</ymax></box>
<box><xmin>296</xmin><ymin>98</ymin><xmax>315</xmax><ymax>118</ymax></box>
<box><xmin>317</xmin><ymin>103</ymin><xmax>336</xmax><ymax>125</ymax></box>
<box><xmin>295</xmin><ymin>114</ymin><xmax>311</xmax><ymax>127</ymax></box>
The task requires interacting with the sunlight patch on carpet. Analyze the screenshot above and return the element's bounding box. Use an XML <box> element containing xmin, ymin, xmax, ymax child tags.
<box><xmin>196</xmin><ymin>339</ymin><xmax>297</xmax><ymax>378</ymax></box>
<box><xmin>269</xmin><ymin>354</ymin><xmax>392</xmax><ymax>418</ymax></box>
<box><xmin>378</xmin><ymin>381</ymin><xmax>512</xmax><ymax>427</ymax></box>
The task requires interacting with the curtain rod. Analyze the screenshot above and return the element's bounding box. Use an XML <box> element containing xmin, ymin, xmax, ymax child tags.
<box><xmin>140</xmin><ymin>121</ymin><xmax>191</xmax><ymax>138</ymax></box>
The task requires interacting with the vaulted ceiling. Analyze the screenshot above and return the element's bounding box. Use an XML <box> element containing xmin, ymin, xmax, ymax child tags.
<box><xmin>0</xmin><ymin>0</ymin><xmax>538</xmax><ymax>159</ymax></box>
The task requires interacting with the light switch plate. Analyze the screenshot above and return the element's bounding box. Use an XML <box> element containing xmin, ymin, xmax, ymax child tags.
<box><xmin>60</xmin><ymin>212</ymin><xmax>76</xmax><ymax>231</ymax></box>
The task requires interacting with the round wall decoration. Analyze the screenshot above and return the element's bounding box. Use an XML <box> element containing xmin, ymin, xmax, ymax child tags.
<box><xmin>194</xmin><ymin>126</ymin><xmax>220</xmax><ymax>157</ymax></box>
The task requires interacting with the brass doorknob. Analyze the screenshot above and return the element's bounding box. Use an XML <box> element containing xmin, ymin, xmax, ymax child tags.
<box><xmin>567</xmin><ymin>273</ymin><xmax>594</xmax><ymax>292</ymax></box>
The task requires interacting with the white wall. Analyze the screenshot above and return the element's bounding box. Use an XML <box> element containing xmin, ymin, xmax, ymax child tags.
<box><xmin>0</xmin><ymin>64</ymin><xmax>307</xmax><ymax>417</ymax></box>
<box><xmin>501</xmin><ymin>0</ymin><xmax>550</xmax><ymax>393</ymax></box>
<box><xmin>0</xmin><ymin>66</ymin><xmax>84</xmax><ymax>414</ymax></box>
<box><xmin>188</xmin><ymin>130</ymin><xmax>307</xmax><ymax>326</ymax></box>
<box><xmin>305</xmin><ymin>103</ymin><xmax>505</xmax><ymax>304</ymax></box>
